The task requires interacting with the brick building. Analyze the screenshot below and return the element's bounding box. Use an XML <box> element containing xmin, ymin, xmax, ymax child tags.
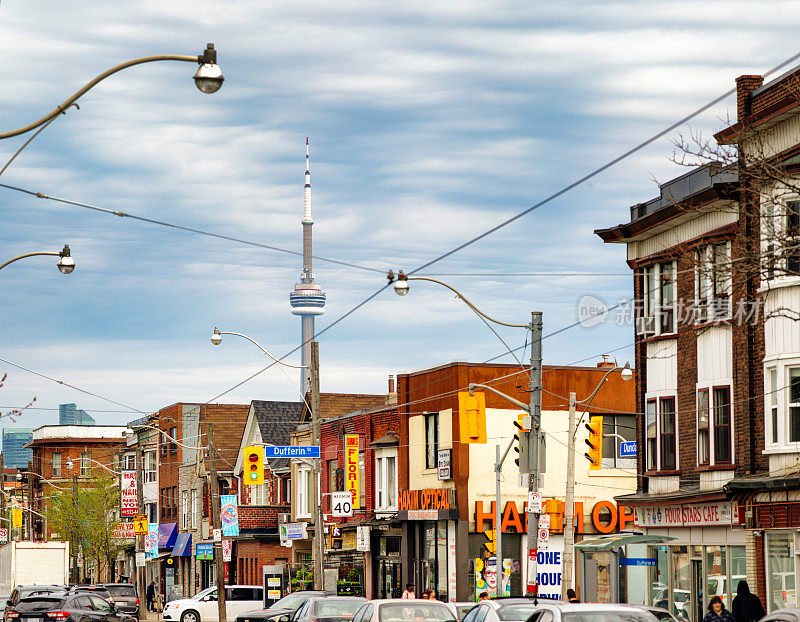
<box><xmin>595</xmin><ymin>65</ymin><xmax>800</xmax><ymax>618</ymax></box>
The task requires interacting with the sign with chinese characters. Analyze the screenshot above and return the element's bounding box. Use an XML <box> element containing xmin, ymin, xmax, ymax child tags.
<box><xmin>344</xmin><ymin>435</ymin><xmax>360</xmax><ymax>509</ymax></box>
<box><xmin>634</xmin><ymin>502</ymin><xmax>736</xmax><ymax>528</ymax></box>
<box><xmin>437</xmin><ymin>449</ymin><xmax>452</xmax><ymax>480</ymax></box>
<box><xmin>220</xmin><ymin>495</ymin><xmax>239</xmax><ymax>536</ymax></box>
<box><xmin>120</xmin><ymin>471</ymin><xmax>137</xmax><ymax>517</ymax></box>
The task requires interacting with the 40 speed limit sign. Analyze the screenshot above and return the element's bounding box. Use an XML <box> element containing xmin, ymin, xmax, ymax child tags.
<box><xmin>331</xmin><ymin>491</ymin><xmax>354</xmax><ymax>517</ymax></box>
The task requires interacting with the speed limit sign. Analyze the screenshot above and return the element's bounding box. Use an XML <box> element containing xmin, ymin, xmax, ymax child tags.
<box><xmin>331</xmin><ymin>491</ymin><xmax>354</xmax><ymax>517</ymax></box>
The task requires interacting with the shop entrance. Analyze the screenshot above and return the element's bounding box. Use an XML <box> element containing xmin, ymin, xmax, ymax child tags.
<box><xmin>378</xmin><ymin>559</ymin><xmax>402</xmax><ymax>599</ymax></box>
<box><xmin>691</xmin><ymin>558</ymin><xmax>703</xmax><ymax>622</ymax></box>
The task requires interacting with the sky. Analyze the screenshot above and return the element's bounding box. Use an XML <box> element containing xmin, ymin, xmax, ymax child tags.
<box><xmin>1</xmin><ymin>0</ymin><xmax>799</xmax><ymax>428</ymax></box>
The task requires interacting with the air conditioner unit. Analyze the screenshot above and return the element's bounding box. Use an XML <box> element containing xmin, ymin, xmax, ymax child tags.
<box><xmin>636</xmin><ymin>315</ymin><xmax>656</xmax><ymax>336</ymax></box>
<box><xmin>279</xmin><ymin>513</ymin><xmax>290</xmax><ymax>524</ymax></box>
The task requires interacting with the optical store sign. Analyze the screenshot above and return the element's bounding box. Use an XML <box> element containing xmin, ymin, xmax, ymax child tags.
<box><xmin>634</xmin><ymin>502</ymin><xmax>738</xmax><ymax>528</ymax></box>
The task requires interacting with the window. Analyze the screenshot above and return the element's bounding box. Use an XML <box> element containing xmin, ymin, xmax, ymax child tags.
<box><xmin>713</xmin><ymin>387</ymin><xmax>732</xmax><ymax>463</ymax></box>
<box><xmin>642</xmin><ymin>261</ymin><xmax>677</xmax><ymax>334</ymax></box>
<box><xmin>144</xmin><ymin>451</ymin><xmax>157</xmax><ymax>483</ymax></box>
<box><xmin>297</xmin><ymin>466</ymin><xmax>312</xmax><ymax>519</ymax></box>
<box><xmin>147</xmin><ymin>502</ymin><xmax>157</xmax><ymax>524</ymax></box>
<box><xmin>283</xmin><ymin>477</ymin><xmax>291</xmax><ymax>505</ymax></box>
<box><xmin>697</xmin><ymin>389</ymin><xmax>710</xmax><ymax>465</ymax></box>
<box><xmin>124</xmin><ymin>453</ymin><xmax>136</xmax><ymax>471</ymax></box>
<box><xmin>601</xmin><ymin>415</ymin><xmax>636</xmax><ymax>469</ymax></box>
<box><xmin>646</xmin><ymin>400</ymin><xmax>657</xmax><ymax>471</ymax></box>
<box><xmin>425</xmin><ymin>413</ymin><xmax>439</xmax><ymax>469</ymax></box>
<box><xmin>646</xmin><ymin>397</ymin><xmax>677</xmax><ymax>472</ymax></box>
<box><xmin>249</xmin><ymin>483</ymin><xmax>267</xmax><ymax>506</ymax></box>
<box><xmin>695</xmin><ymin>243</ymin><xmax>731</xmax><ymax>322</ymax></box>
<box><xmin>327</xmin><ymin>460</ymin><xmax>339</xmax><ymax>493</ymax></box>
<box><xmin>790</xmin><ymin>368</ymin><xmax>800</xmax><ymax>443</ymax></box>
<box><xmin>160</xmin><ymin>431</ymin><xmax>168</xmax><ymax>456</ymax></box>
<box><xmin>191</xmin><ymin>489</ymin><xmax>198</xmax><ymax>527</ymax></box>
<box><xmin>169</xmin><ymin>427</ymin><xmax>178</xmax><ymax>454</ymax></box>
<box><xmin>182</xmin><ymin>490</ymin><xmax>188</xmax><ymax>529</ymax></box>
<box><xmin>375</xmin><ymin>448</ymin><xmax>398</xmax><ymax>510</ymax></box>
<box><xmin>80</xmin><ymin>452</ymin><xmax>91</xmax><ymax>477</ymax></box>
<box><xmin>659</xmin><ymin>398</ymin><xmax>676</xmax><ymax>470</ymax></box>
<box><xmin>52</xmin><ymin>452</ymin><xmax>61</xmax><ymax>478</ymax></box>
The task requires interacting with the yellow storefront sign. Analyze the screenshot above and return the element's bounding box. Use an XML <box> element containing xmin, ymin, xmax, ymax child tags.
<box><xmin>345</xmin><ymin>434</ymin><xmax>360</xmax><ymax>509</ymax></box>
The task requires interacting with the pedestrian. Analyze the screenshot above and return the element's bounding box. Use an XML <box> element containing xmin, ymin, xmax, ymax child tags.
<box><xmin>479</xmin><ymin>592</ymin><xmax>489</xmax><ymax>601</ymax></box>
<box><xmin>567</xmin><ymin>589</ymin><xmax>580</xmax><ymax>603</ymax></box>
<box><xmin>401</xmin><ymin>583</ymin><xmax>415</xmax><ymax>599</ymax></box>
<box><xmin>732</xmin><ymin>581</ymin><xmax>765</xmax><ymax>622</ymax></box>
<box><xmin>704</xmin><ymin>596</ymin><xmax>735</xmax><ymax>622</ymax></box>
<box><xmin>428</xmin><ymin>589</ymin><xmax>438</xmax><ymax>601</ymax></box>
<box><xmin>146</xmin><ymin>581</ymin><xmax>155</xmax><ymax>612</ymax></box>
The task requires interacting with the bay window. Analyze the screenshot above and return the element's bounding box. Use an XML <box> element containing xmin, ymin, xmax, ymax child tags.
<box><xmin>713</xmin><ymin>387</ymin><xmax>732</xmax><ymax>463</ymax></box>
<box><xmin>642</xmin><ymin>262</ymin><xmax>677</xmax><ymax>335</ymax></box>
<box><xmin>375</xmin><ymin>448</ymin><xmax>398</xmax><ymax>511</ymax></box>
<box><xmin>646</xmin><ymin>400</ymin><xmax>657</xmax><ymax>471</ymax></box>
<box><xmin>695</xmin><ymin>242</ymin><xmax>731</xmax><ymax>322</ymax></box>
<box><xmin>645</xmin><ymin>396</ymin><xmax>677</xmax><ymax>471</ymax></box>
<box><xmin>697</xmin><ymin>389</ymin><xmax>710</xmax><ymax>465</ymax></box>
<box><xmin>696</xmin><ymin>386</ymin><xmax>733</xmax><ymax>466</ymax></box>
<box><xmin>765</xmin><ymin>361</ymin><xmax>800</xmax><ymax>448</ymax></box>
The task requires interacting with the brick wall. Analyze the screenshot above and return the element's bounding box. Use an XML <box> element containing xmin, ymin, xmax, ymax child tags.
<box><xmin>676</xmin><ymin>252</ymin><xmax>700</xmax><ymax>487</ymax></box>
<box><xmin>236</xmin><ymin>540</ymin><xmax>291</xmax><ymax>585</ymax></box>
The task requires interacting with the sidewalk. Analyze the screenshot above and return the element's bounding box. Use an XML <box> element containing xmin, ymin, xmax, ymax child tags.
<box><xmin>141</xmin><ymin>612</ymin><xmax>164</xmax><ymax>622</ymax></box>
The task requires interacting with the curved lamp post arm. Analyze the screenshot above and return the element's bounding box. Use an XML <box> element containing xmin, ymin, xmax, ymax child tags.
<box><xmin>576</xmin><ymin>365</ymin><xmax>627</xmax><ymax>406</ymax></box>
<box><xmin>399</xmin><ymin>274</ymin><xmax>529</xmax><ymax>329</ymax></box>
<box><xmin>212</xmin><ymin>328</ymin><xmax>307</xmax><ymax>369</ymax></box>
<box><xmin>468</xmin><ymin>382</ymin><xmax>530</xmax><ymax>412</ymax></box>
<box><xmin>0</xmin><ymin>251</ymin><xmax>60</xmax><ymax>271</ymax></box>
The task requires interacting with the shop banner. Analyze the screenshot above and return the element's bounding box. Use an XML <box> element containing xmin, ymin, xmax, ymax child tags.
<box><xmin>220</xmin><ymin>495</ymin><xmax>239</xmax><ymax>536</ymax></box>
<box><xmin>634</xmin><ymin>502</ymin><xmax>736</xmax><ymax>528</ymax></box>
<box><xmin>146</xmin><ymin>523</ymin><xmax>158</xmax><ymax>558</ymax></box>
<box><xmin>120</xmin><ymin>471</ymin><xmax>137</xmax><ymax>517</ymax></box>
<box><xmin>111</xmin><ymin>521</ymin><xmax>135</xmax><ymax>540</ymax></box>
<box><xmin>345</xmin><ymin>434</ymin><xmax>360</xmax><ymax>509</ymax></box>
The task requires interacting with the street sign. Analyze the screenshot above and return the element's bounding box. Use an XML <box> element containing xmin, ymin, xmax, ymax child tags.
<box><xmin>279</xmin><ymin>523</ymin><xmax>308</xmax><ymax>541</ymax></box>
<box><xmin>528</xmin><ymin>492</ymin><xmax>542</xmax><ymax>513</ymax></box>
<box><xmin>620</xmin><ymin>558</ymin><xmax>657</xmax><ymax>566</ymax></box>
<box><xmin>331</xmin><ymin>491</ymin><xmax>353</xmax><ymax>517</ymax></box>
<box><xmin>538</xmin><ymin>527</ymin><xmax>549</xmax><ymax>543</ymax></box>
<box><xmin>213</xmin><ymin>528</ymin><xmax>222</xmax><ymax>542</ymax></box>
<box><xmin>0</xmin><ymin>528</ymin><xmax>8</xmax><ymax>542</ymax></box>
<box><xmin>264</xmin><ymin>446</ymin><xmax>320</xmax><ymax>459</ymax></box>
<box><xmin>134</xmin><ymin>515</ymin><xmax>148</xmax><ymax>535</ymax></box>
<box><xmin>538</xmin><ymin>514</ymin><xmax>550</xmax><ymax>529</ymax></box>
<box><xmin>135</xmin><ymin>552</ymin><xmax>145</xmax><ymax>567</ymax></box>
<box><xmin>620</xmin><ymin>441</ymin><xmax>637</xmax><ymax>457</ymax></box>
<box><xmin>222</xmin><ymin>539</ymin><xmax>232</xmax><ymax>562</ymax></box>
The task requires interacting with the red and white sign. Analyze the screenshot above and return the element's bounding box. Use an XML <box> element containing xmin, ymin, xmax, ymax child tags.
<box><xmin>0</xmin><ymin>528</ymin><xmax>8</xmax><ymax>542</ymax></box>
<box><xmin>407</xmin><ymin>510</ymin><xmax>439</xmax><ymax>520</ymax></box>
<box><xmin>344</xmin><ymin>434</ymin><xmax>360</xmax><ymax>509</ymax></box>
<box><xmin>538</xmin><ymin>528</ymin><xmax>549</xmax><ymax>543</ymax></box>
<box><xmin>120</xmin><ymin>471</ymin><xmax>137</xmax><ymax>517</ymax></box>
<box><xmin>222</xmin><ymin>539</ymin><xmax>232</xmax><ymax>562</ymax></box>
<box><xmin>112</xmin><ymin>521</ymin><xmax>136</xmax><ymax>539</ymax></box>
<box><xmin>634</xmin><ymin>502</ymin><xmax>736</xmax><ymax>528</ymax></box>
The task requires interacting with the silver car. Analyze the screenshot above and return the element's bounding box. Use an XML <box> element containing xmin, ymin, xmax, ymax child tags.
<box><xmin>461</xmin><ymin>598</ymin><xmax>540</xmax><ymax>622</ymax></box>
<box><xmin>352</xmin><ymin>599</ymin><xmax>456</xmax><ymax>622</ymax></box>
<box><xmin>521</xmin><ymin>602</ymin><xmax>664</xmax><ymax>622</ymax></box>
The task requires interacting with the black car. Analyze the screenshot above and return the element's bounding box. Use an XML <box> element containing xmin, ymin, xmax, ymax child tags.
<box><xmin>288</xmin><ymin>597</ymin><xmax>367</xmax><ymax>622</ymax></box>
<box><xmin>236</xmin><ymin>592</ymin><xmax>333</xmax><ymax>622</ymax></box>
<box><xmin>102</xmin><ymin>585</ymin><xmax>139</xmax><ymax>620</ymax></box>
<box><xmin>7</xmin><ymin>593</ymin><xmax>134</xmax><ymax>622</ymax></box>
<box><xmin>5</xmin><ymin>587</ymin><xmax>65</xmax><ymax>622</ymax></box>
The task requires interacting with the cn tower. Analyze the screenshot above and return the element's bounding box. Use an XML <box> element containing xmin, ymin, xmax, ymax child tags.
<box><xmin>289</xmin><ymin>138</ymin><xmax>326</xmax><ymax>392</ymax></box>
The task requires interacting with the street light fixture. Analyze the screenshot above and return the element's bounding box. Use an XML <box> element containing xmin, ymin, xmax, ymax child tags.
<box><xmin>0</xmin><ymin>244</ymin><xmax>76</xmax><ymax>273</ymax></box>
<box><xmin>0</xmin><ymin>44</ymin><xmax>223</xmax><ymax>140</ymax></box>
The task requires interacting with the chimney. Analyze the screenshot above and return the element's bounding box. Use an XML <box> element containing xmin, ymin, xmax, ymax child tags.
<box><xmin>735</xmin><ymin>75</ymin><xmax>764</xmax><ymax>123</ymax></box>
<box><xmin>597</xmin><ymin>354</ymin><xmax>615</xmax><ymax>369</ymax></box>
<box><xmin>386</xmin><ymin>375</ymin><xmax>397</xmax><ymax>406</ymax></box>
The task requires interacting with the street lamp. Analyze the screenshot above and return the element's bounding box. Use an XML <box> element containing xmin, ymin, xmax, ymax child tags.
<box><xmin>390</xmin><ymin>269</ymin><xmax>544</xmax><ymax>597</ymax></box>
<box><xmin>65</xmin><ymin>457</ymin><xmax>119</xmax><ymax>475</ymax></box>
<box><xmin>0</xmin><ymin>244</ymin><xmax>75</xmax><ymax>273</ymax></box>
<box><xmin>561</xmin><ymin>362</ymin><xmax>632</xmax><ymax>600</ymax></box>
<box><xmin>0</xmin><ymin>43</ymin><xmax>223</xmax><ymax>140</ymax></box>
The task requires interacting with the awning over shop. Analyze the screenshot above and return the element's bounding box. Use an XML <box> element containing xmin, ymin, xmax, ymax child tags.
<box><xmin>574</xmin><ymin>533</ymin><xmax>675</xmax><ymax>553</ymax></box>
<box><xmin>171</xmin><ymin>533</ymin><xmax>192</xmax><ymax>557</ymax></box>
<box><xmin>158</xmin><ymin>522</ymin><xmax>177</xmax><ymax>548</ymax></box>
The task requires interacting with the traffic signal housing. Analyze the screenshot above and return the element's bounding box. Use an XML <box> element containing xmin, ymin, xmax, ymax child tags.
<box><xmin>543</xmin><ymin>499</ymin><xmax>564</xmax><ymax>533</ymax></box>
<box><xmin>458</xmin><ymin>391</ymin><xmax>487</xmax><ymax>444</ymax></box>
<box><xmin>584</xmin><ymin>416</ymin><xmax>603</xmax><ymax>471</ymax></box>
<box><xmin>243</xmin><ymin>446</ymin><xmax>264</xmax><ymax>485</ymax></box>
<box><xmin>513</xmin><ymin>413</ymin><xmax>530</xmax><ymax>474</ymax></box>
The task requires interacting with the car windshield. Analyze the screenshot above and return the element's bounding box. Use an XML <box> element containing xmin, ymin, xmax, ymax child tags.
<box><xmin>270</xmin><ymin>593</ymin><xmax>311</xmax><ymax>611</ymax></box>
<box><xmin>497</xmin><ymin>605</ymin><xmax>539</xmax><ymax>621</ymax></box>
<box><xmin>316</xmin><ymin>600</ymin><xmax>365</xmax><ymax>617</ymax></box>
<box><xmin>20</xmin><ymin>588</ymin><xmax>59</xmax><ymax>598</ymax></box>
<box><xmin>194</xmin><ymin>588</ymin><xmax>217</xmax><ymax>601</ymax></box>
<box><xmin>15</xmin><ymin>598</ymin><xmax>65</xmax><ymax>613</ymax></box>
<box><xmin>105</xmin><ymin>586</ymin><xmax>137</xmax><ymax>597</ymax></box>
<box><xmin>379</xmin><ymin>603</ymin><xmax>456</xmax><ymax>622</ymax></box>
<box><xmin>563</xmin><ymin>612</ymin><xmax>657</xmax><ymax>622</ymax></box>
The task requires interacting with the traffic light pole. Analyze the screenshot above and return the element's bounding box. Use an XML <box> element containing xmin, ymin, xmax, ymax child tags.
<box><xmin>562</xmin><ymin>392</ymin><xmax>577</xmax><ymax>600</ymax></box>
<box><xmin>525</xmin><ymin>311</ymin><xmax>543</xmax><ymax>596</ymax></box>
<box><xmin>310</xmin><ymin>342</ymin><xmax>325</xmax><ymax>591</ymax></box>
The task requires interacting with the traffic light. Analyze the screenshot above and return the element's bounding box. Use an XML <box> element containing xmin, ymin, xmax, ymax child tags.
<box><xmin>513</xmin><ymin>413</ymin><xmax>530</xmax><ymax>474</ymax></box>
<box><xmin>243</xmin><ymin>446</ymin><xmax>264</xmax><ymax>485</ymax></box>
<box><xmin>543</xmin><ymin>499</ymin><xmax>564</xmax><ymax>533</ymax></box>
<box><xmin>584</xmin><ymin>416</ymin><xmax>603</xmax><ymax>470</ymax></box>
<box><xmin>458</xmin><ymin>391</ymin><xmax>487</xmax><ymax>444</ymax></box>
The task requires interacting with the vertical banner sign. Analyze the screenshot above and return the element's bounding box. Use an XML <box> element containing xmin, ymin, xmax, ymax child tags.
<box><xmin>120</xmin><ymin>471</ymin><xmax>137</xmax><ymax>517</ymax></box>
<box><xmin>146</xmin><ymin>523</ymin><xmax>158</xmax><ymax>558</ymax></box>
<box><xmin>220</xmin><ymin>495</ymin><xmax>240</xmax><ymax>536</ymax></box>
<box><xmin>12</xmin><ymin>508</ymin><xmax>21</xmax><ymax>529</ymax></box>
<box><xmin>344</xmin><ymin>434</ymin><xmax>360</xmax><ymax>509</ymax></box>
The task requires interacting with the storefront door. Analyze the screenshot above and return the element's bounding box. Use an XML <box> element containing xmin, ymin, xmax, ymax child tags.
<box><xmin>691</xmin><ymin>559</ymin><xmax>703</xmax><ymax>622</ymax></box>
<box><xmin>378</xmin><ymin>560</ymin><xmax>402</xmax><ymax>599</ymax></box>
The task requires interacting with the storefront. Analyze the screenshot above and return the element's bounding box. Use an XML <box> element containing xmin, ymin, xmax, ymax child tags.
<box><xmin>195</xmin><ymin>542</ymin><xmax>215</xmax><ymax>590</ymax></box>
<box><xmin>620</xmin><ymin>496</ymin><xmax>749</xmax><ymax>621</ymax></box>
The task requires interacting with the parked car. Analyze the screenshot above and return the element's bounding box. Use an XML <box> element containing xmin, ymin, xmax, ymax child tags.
<box><xmin>5</xmin><ymin>586</ymin><xmax>65</xmax><ymax>622</ymax></box>
<box><xmin>462</xmin><ymin>598</ymin><xmax>540</xmax><ymax>622</ymax></box>
<box><xmin>633</xmin><ymin>606</ymin><xmax>679</xmax><ymax>622</ymax></box>
<box><xmin>6</xmin><ymin>592</ymin><xmax>135</xmax><ymax>622</ymax></box>
<box><xmin>103</xmin><ymin>584</ymin><xmax>140</xmax><ymax>620</ymax></box>
<box><xmin>523</xmin><ymin>602</ymin><xmax>663</xmax><ymax>622</ymax></box>
<box><xmin>761</xmin><ymin>608</ymin><xmax>800</xmax><ymax>622</ymax></box>
<box><xmin>447</xmin><ymin>603</ymin><xmax>476</xmax><ymax>621</ymax></box>
<box><xmin>286</xmin><ymin>596</ymin><xmax>367</xmax><ymax>622</ymax></box>
<box><xmin>72</xmin><ymin>586</ymin><xmax>115</xmax><ymax>605</ymax></box>
<box><xmin>163</xmin><ymin>585</ymin><xmax>264</xmax><ymax>622</ymax></box>
<box><xmin>351</xmin><ymin>599</ymin><xmax>456</xmax><ymax>622</ymax></box>
<box><xmin>236</xmin><ymin>591</ymin><xmax>332</xmax><ymax>622</ymax></box>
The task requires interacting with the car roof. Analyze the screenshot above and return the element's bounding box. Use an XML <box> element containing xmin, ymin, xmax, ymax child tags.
<box><xmin>370</xmin><ymin>600</ymin><xmax>453</xmax><ymax>605</ymax></box>
<box><xmin>538</xmin><ymin>604</ymin><xmax>659</xmax><ymax>612</ymax></box>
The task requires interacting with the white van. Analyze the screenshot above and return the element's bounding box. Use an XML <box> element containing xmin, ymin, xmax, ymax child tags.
<box><xmin>163</xmin><ymin>586</ymin><xmax>264</xmax><ymax>622</ymax></box>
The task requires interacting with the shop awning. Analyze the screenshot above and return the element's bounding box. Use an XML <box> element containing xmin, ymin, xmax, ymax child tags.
<box><xmin>158</xmin><ymin>523</ymin><xmax>177</xmax><ymax>548</ymax></box>
<box><xmin>171</xmin><ymin>533</ymin><xmax>192</xmax><ymax>557</ymax></box>
<box><xmin>574</xmin><ymin>532</ymin><xmax>675</xmax><ymax>552</ymax></box>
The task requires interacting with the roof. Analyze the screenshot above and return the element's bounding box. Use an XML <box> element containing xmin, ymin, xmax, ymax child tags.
<box><xmin>725</xmin><ymin>471</ymin><xmax>800</xmax><ymax>493</ymax></box>
<box><xmin>301</xmin><ymin>393</ymin><xmax>387</xmax><ymax>423</ymax></box>
<box><xmin>573</xmin><ymin>532</ymin><xmax>676</xmax><ymax>551</ymax></box>
<box><xmin>252</xmin><ymin>400</ymin><xmax>303</xmax><ymax>470</ymax></box>
<box><xmin>615</xmin><ymin>487</ymin><xmax>727</xmax><ymax>505</ymax></box>
<box><xmin>29</xmin><ymin>425</ymin><xmax>128</xmax><ymax>444</ymax></box>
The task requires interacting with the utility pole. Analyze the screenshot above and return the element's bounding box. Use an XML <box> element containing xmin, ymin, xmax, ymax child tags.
<box><xmin>525</xmin><ymin>311</ymin><xmax>543</xmax><ymax>596</ymax></box>
<box><xmin>136</xmin><ymin>445</ymin><xmax>146</xmax><ymax>619</ymax></box>
<box><xmin>0</xmin><ymin>452</ymin><xmax>5</xmax><ymax>541</ymax></box>
<box><xmin>207</xmin><ymin>425</ymin><xmax>227</xmax><ymax>622</ymax></box>
<box><xmin>72</xmin><ymin>473</ymin><xmax>78</xmax><ymax>583</ymax></box>
<box><xmin>310</xmin><ymin>341</ymin><xmax>325</xmax><ymax>591</ymax></box>
<box><xmin>561</xmin><ymin>392</ymin><xmax>577</xmax><ymax>600</ymax></box>
<box><xmin>27</xmin><ymin>460</ymin><xmax>33</xmax><ymax>541</ymax></box>
<box><xmin>495</xmin><ymin>445</ymin><xmax>502</xmax><ymax>598</ymax></box>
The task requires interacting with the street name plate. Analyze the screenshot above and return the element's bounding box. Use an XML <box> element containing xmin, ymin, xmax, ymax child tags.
<box><xmin>264</xmin><ymin>446</ymin><xmax>321</xmax><ymax>459</ymax></box>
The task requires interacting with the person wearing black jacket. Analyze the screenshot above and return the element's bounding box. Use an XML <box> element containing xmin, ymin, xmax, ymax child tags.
<box><xmin>704</xmin><ymin>596</ymin><xmax>735</xmax><ymax>622</ymax></box>
<box><xmin>732</xmin><ymin>580</ymin><xmax>766</xmax><ymax>622</ymax></box>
